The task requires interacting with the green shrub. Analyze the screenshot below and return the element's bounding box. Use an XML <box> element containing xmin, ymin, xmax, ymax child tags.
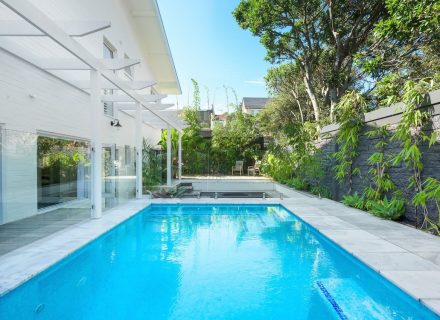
<box><xmin>342</xmin><ymin>192</ymin><xmax>365</xmax><ymax>209</ymax></box>
<box><xmin>261</xmin><ymin>152</ymin><xmax>294</xmax><ymax>182</ymax></box>
<box><xmin>310</xmin><ymin>185</ymin><xmax>332</xmax><ymax>199</ymax></box>
<box><xmin>286</xmin><ymin>177</ymin><xmax>309</xmax><ymax>190</ymax></box>
<box><xmin>367</xmin><ymin>196</ymin><xmax>405</xmax><ymax>220</ymax></box>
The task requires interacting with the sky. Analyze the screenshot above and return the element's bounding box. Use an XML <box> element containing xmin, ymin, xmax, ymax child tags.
<box><xmin>157</xmin><ymin>0</ymin><xmax>271</xmax><ymax>113</ymax></box>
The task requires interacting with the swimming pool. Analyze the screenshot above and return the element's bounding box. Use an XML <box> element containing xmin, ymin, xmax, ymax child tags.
<box><xmin>0</xmin><ymin>204</ymin><xmax>438</xmax><ymax>319</ymax></box>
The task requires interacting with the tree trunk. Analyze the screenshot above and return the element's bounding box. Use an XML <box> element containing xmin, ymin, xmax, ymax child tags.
<box><xmin>303</xmin><ymin>73</ymin><xmax>320</xmax><ymax>123</ymax></box>
<box><xmin>329</xmin><ymin>87</ymin><xmax>338</xmax><ymax>122</ymax></box>
<box><xmin>291</xmin><ymin>88</ymin><xmax>304</xmax><ymax>124</ymax></box>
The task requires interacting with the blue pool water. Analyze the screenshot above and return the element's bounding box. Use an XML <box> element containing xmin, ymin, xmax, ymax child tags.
<box><xmin>0</xmin><ymin>204</ymin><xmax>439</xmax><ymax>320</ymax></box>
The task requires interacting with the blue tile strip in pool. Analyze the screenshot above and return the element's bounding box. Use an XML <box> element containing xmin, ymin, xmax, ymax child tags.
<box><xmin>316</xmin><ymin>281</ymin><xmax>348</xmax><ymax>320</ymax></box>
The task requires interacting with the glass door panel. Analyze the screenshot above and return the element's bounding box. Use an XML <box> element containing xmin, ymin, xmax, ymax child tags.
<box><xmin>102</xmin><ymin>145</ymin><xmax>116</xmax><ymax>210</ymax></box>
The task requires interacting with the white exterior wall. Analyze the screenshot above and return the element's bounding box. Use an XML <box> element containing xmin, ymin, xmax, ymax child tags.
<box><xmin>0</xmin><ymin>0</ymin><xmax>167</xmax><ymax>224</ymax></box>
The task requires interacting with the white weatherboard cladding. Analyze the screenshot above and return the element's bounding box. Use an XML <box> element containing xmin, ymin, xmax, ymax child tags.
<box><xmin>0</xmin><ymin>50</ymin><xmax>91</xmax><ymax>137</ymax></box>
<box><xmin>0</xmin><ymin>0</ymin><xmax>178</xmax><ymax>224</ymax></box>
<box><xmin>0</xmin><ymin>53</ymin><xmax>161</xmax><ymax>224</ymax></box>
<box><xmin>2</xmin><ymin>130</ymin><xmax>37</xmax><ymax>224</ymax></box>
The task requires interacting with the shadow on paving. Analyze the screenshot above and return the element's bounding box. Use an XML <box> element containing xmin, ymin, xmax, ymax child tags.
<box><xmin>0</xmin><ymin>208</ymin><xmax>90</xmax><ymax>255</ymax></box>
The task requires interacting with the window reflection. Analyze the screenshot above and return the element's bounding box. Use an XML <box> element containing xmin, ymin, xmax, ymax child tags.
<box><xmin>37</xmin><ymin>136</ymin><xmax>90</xmax><ymax>209</ymax></box>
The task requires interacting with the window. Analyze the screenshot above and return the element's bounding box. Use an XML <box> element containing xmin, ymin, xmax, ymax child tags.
<box><xmin>37</xmin><ymin>135</ymin><xmax>90</xmax><ymax>209</ymax></box>
<box><xmin>125</xmin><ymin>145</ymin><xmax>132</xmax><ymax>166</ymax></box>
<box><xmin>103</xmin><ymin>39</ymin><xmax>116</xmax><ymax>116</ymax></box>
<box><xmin>124</xmin><ymin>54</ymin><xmax>133</xmax><ymax>78</ymax></box>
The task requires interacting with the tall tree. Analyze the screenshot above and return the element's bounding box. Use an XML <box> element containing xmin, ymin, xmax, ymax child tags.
<box><xmin>233</xmin><ymin>0</ymin><xmax>386</xmax><ymax>123</ymax></box>
<box><xmin>358</xmin><ymin>0</ymin><xmax>440</xmax><ymax>103</ymax></box>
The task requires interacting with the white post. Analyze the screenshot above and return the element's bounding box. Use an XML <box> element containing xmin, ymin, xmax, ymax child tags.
<box><xmin>135</xmin><ymin>102</ymin><xmax>142</xmax><ymax>198</ymax></box>
<box><xmin>90</xmin><ymin>69</ymin><xmax>102</xmax><ymax>218</ymax></box>
<box><xmin>167</xmin><ymin>125</ymin><xmax>172</xmax><ymax>186</ymax></box>
<box><xmin>178</xmin><ymin>131</ymin><xmax>182</xmax><ymax>180</ymax></box>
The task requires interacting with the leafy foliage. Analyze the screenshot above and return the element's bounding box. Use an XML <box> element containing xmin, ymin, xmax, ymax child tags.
<box><xmin>142</xmin><ymin>139</ymin><xmax>163</xmax><ymax>190</ymax></box>
<box><xmin>285</xmin><ymin>177</ymin><xmax>309</xmax><ymax>191</ymax></box>
<box><xmin>390</xmin><ymin>78</ymin><xmax>439</xmax><ymax>230</ymax></box>
<box><xmin>342</xmin><ymin>192</ymin><xmax>365</xmax><ymax>210</ymax></box>
<box><xmin>363</xmin><ymin>126</ymin><xmax>396</xmax><ymax>201</ymax></box>
<box><xmin>229</xmin><ymin>0</ymin><xmax>440</xmax><ymax>233</ymax></box>
<box><xmin>234</xmin><ymin>0</ymin><xmax>385</xmax><ymax>123</ymax></box>
<box><xmin>357</xmin><ymin>0</ymin><xmax>440</xmax><ymax>102</ymax></box>
<box><xmin>367</xmin><ymin>196</ymin><xmax>406</xmax><ymax>220</ymax></box>
<box><xmin>333</xmin><ymin>91</ymin><xmax>366</xmax><ymax>193</ymax></box>
<box><xmin>37</xmin><ymin>136</ymin><xmax>88</xmax><ymax>168</ymax></box>
<box><xmin>212</xmin><ymin>111</ymin><xmax>263</xmax><ymax>172</ymax></box>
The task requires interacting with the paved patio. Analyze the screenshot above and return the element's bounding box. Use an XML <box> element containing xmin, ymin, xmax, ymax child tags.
<box><xmin>0</xmin><ymin>188</ymin><xmax>439</xmax><ymax>315</ymax></box>
<box><xmin>0</xmin><ymin>208</ymin><xmax>90</xmax><ymax>255</ymax></box>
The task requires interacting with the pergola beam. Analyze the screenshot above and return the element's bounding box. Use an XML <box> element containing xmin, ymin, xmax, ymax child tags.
<box><xmin>0</xmin><ymin>20</ymin><xmax>111</xmax><ymax>37</ymax></box>
<box><xmin>69</xmin><ymin>80</ymin><xmax>156</xmax><ymax>90</ymax></box>
<box><xmin>0</xmin><ymin>0</ymin><xmax>177</xmax><ymax>128</ymax></box>
<box><xmin>101</xmin><ymin>94</ymin><xmax>166</xmax><ymax>103</ymax></box>
<box><xmin>116</xmin><ymin>103</ymin><xmax>173</xmax><ymax>111</ymax></box>
<box><xmin>33</xmin><ymin>58</ymin><xmax>140</xmax><ymax>70</ymax></box>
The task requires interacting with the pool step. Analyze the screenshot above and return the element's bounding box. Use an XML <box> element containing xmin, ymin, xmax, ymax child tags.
<box><xmin>317</xmin><ymin>278</ymin><xmax>394</xmax><ymax>320</ymax></box>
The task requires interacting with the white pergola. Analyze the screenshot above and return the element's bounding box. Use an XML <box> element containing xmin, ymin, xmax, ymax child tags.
<box><xmin>0</xmin><ymin>0</ymin><xmax>186</xmax><ymax>218</ymax></box>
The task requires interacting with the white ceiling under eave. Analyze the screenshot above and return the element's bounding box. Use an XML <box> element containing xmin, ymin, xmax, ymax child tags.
<box><xmin>126</xmin><ymin>0</ymin><xmax>181</xmax><ymax>95</ymax></box>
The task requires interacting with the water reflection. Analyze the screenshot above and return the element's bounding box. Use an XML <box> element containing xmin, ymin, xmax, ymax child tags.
<box><xmin>0</xmin><ymin>205</ymin><xmax>438</xmax><ymax>320</ymax></box>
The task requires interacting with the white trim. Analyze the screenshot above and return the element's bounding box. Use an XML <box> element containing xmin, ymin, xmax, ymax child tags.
<box><xmin>103</xmin><ymin>37</ymin><xmax>117</xmax><ymax>59</ymax></box>
<box><xmin>0</xmin><ymin>20</ymin><xmax>111</xmax><ymax>37</ymax></box>
<box><xmin>90</xmin><ymin>69</ymin><xmax>102</xmax><ymax>218</ymax></box>
<box><xmin>68</xmin><ymin>80</ymin><xmax>156</xmax><ymax>91</ymax></box>
<box><xmin>123</xmin><ymin>53</ymin><xmax>134</xmax><ymax>79</ymax></box>
<box><xmin>31</xmin><ymin>58</ymin><xmax>140</xmax><ymax>71</ymax></box>
<box><xmin>0</xmin><ymin>124</ymin><xmax>4</xmax><ymax>225</ymax></box>
<box><xmin>36</xmin><ymin>130</ymin><xmax>90</xmax><ymax>143</ymax></box>
<box><xmin>36</xmin><ymin>198</ymin><xmax>90</xmax><ymax>215</ymax></box>
<box><xmin>116</xmin><ymin>103</ymin><xmax>173</xmax><ymax>111</ymax></box>
<box><xmin>101</xmin><ymin>94</ymin><xmax>166</xmax><ymax>103</ymax></box>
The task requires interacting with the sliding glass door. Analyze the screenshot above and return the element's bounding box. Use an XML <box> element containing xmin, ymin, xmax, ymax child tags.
<box><xmin>37</xmin><ymin>135</ymin><xmax>90</xmax><ymax>210</ymax></box>
<box><xmin>102</xmin><ymin>144</ymin><xmax>117</xmax><ymax>210</ymax></box>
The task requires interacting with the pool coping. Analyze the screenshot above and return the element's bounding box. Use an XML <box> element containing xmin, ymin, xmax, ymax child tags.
<box><xmin>0</xmin><ymin>194</ymin><xmax>439</xmax><ymax>316</ymax></box>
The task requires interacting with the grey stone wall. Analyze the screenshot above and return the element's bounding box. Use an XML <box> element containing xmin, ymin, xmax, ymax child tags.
<box><xmin>316</xmin><ymin>90</ymin><xmax>440</xmax><ymax>223</ymax></box>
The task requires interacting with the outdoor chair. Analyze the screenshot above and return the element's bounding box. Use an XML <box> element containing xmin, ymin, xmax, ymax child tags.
<box><xmin>231</xmin><ymin>161</ymin><xmax>244</xmax><ymax>176</ymax></box>
<box><xmin>248</xmin><ymin>160</ymin><xmax>261</xmax><ymax>176</ymax></box>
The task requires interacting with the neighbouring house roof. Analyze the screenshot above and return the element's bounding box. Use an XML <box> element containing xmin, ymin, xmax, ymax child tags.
<box><xmin>213</xmin><ymin>113</ymin><xmax>227</xmax><ymax>121</ymax></box>
<box><xmin>242</xmin><ymin>97</ymin><xmax>271</xmax><ymax>109</ymax></box>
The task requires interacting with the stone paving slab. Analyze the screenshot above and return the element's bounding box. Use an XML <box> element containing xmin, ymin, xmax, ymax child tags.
<box><xmin>423</xmin><ymin>300</ymin><xmax>440</xmax><ymax>315</ymax></box>
<box><xmin>381</xmin><ymin>271</ymin><xmax>440</xmax><ymax>299</ymax></box>
<box><xmin>353</xmin><ymin>252</ymin><xmax>440</xmax><ymax>272</ymax></box>
<box><xmin>280</xmin><ymin>191</ymin><xmax>440</xmax><ymax>316</ymax></box>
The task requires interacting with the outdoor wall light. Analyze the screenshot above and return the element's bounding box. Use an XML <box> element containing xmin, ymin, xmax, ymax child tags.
<box><xmin>110</xmin><ymin>119</ymin><xmax>122</xmax><ymax>127</ymax></box>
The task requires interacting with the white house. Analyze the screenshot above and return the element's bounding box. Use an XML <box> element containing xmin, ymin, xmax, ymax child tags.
<box><xmin>241</xmin><ymin>97</ymin><xmax>271</xmax><ymax>115</ymax></box>
<box><xmin>0</xmin><ymin>0</ymin><xmax>185</xmax><ymax>225</ymax></box>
